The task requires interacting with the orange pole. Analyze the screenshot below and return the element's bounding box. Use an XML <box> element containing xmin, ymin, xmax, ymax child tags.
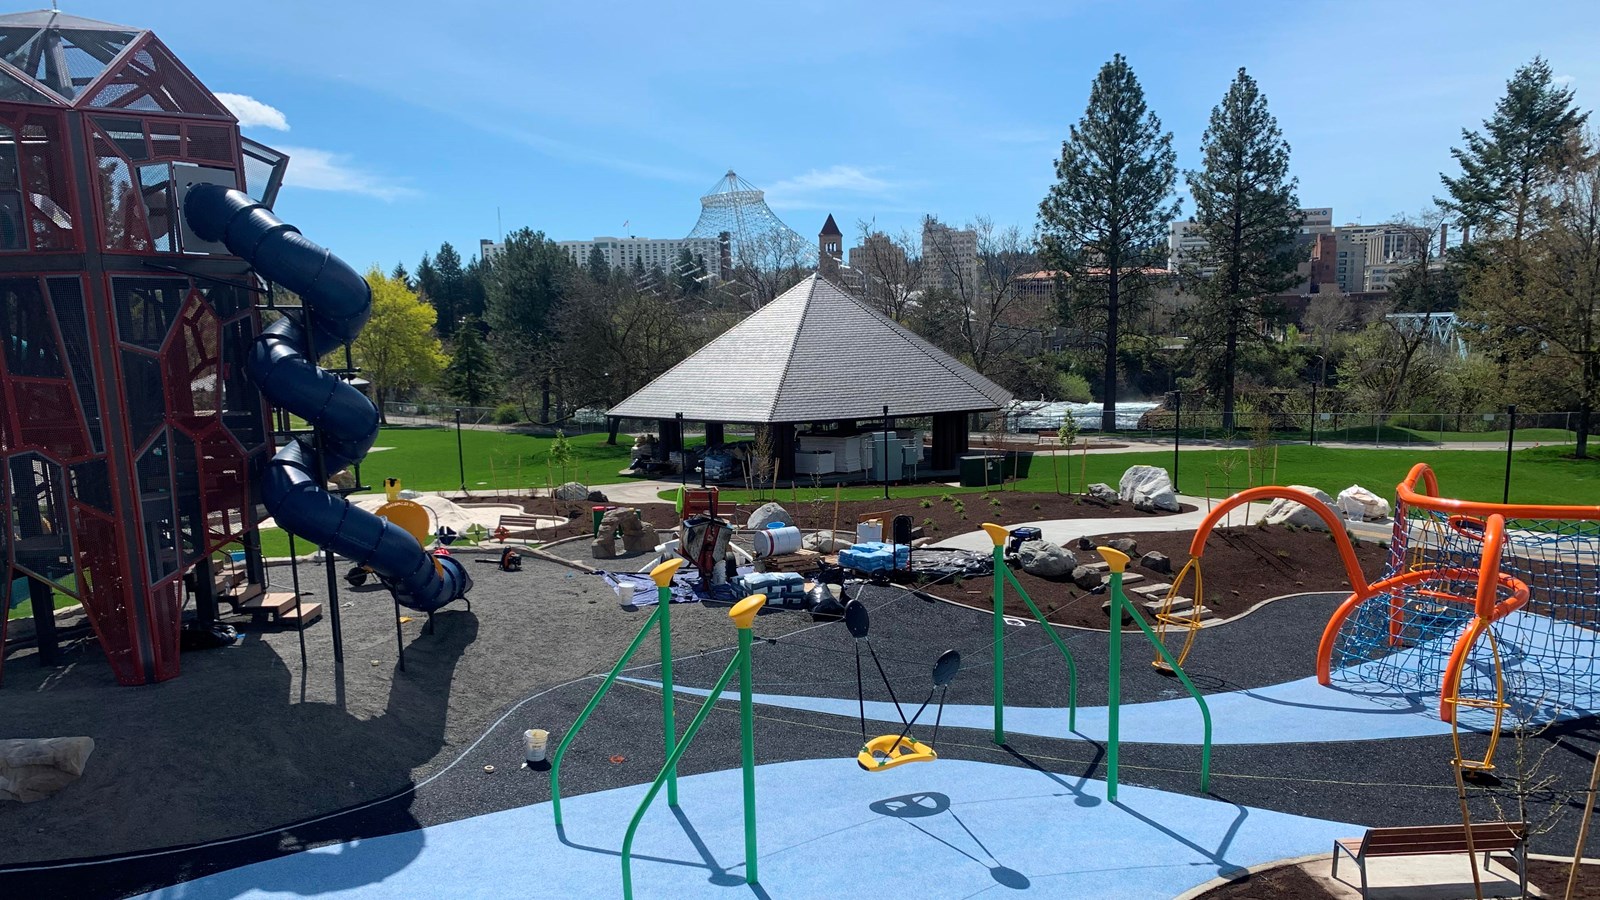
<box><xmin>1399</xmin><ymin>462</ymin><xmax>1600</xmax><ymax>521</ymax></box>
<box><xmin>1186</xmin><ymin>486</ymin><xmax>1370</xmax><ymax>594</ymax></box>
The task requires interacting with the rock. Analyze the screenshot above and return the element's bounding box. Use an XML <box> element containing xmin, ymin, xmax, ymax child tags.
<box><xmin>1107</xmin><ymin>537</ymin><xmax>1139</xmax><ymax>555</ymax></box>
<box><xmin>1337</xmin><ymin>484</ymin><xmax>1391</xmax><ymax>521</ymax></box>
<box><xmin>1262</xmin><ymin>486</ymin><xmax>1337</xmax><ymax>531</ymax></box>
<box><xmin>1140</xmin><ymin>550</ymin><xmax>1172</xmax><ymax>574</ymax></box>
<box><xmin>1087</xmin><ymin>482</ymin><xmax>1119</xmax><ymax>503</ymax></box>
<box><xmin>747</xmin><ymin>502</ymin><xmax>791</xmax><ymax>530</ymax></box>
<box><xmin>0</xmin><ymin>737</ymin><xmax>95</xmax><ymax>803</ymax></box>
<box><xmin>1117</xmin><ymin>465</ymin><xmax>1180</xmax><ymax>512</ymax></box>
<box><xmin>592</xmin><ymin>507</ymin><xmax>655</xmax><ymax>556</ymax></box>
<box><xmin>1076</xmin><ymin>536</ymin><xmax>1094</xmax><ymax>551</ymax></box>
<box><xmin>1100</xmin><ymin>597</ymin><xmax>1134</xmax><ymax>624</ymax></box>
<box><xmin>587</xmin><ymin>490</ymin><xmax>609</xmax><ymax>503</ymax></box>
<box><xmin>911</xmin><ymin>537</ymin><xmax>935</xmax><ymax>549</ymax></box>
<box><xmin>803</xmin><ymin>530</ymin><xmax>854</xmax><ymax>553</ymax></box>
<box><xmin>328</xmin><ymin>470</ymin><xmax>356</xmax><ymax>491</ymax></box>
<box><xmin>554</xmin><ymin>481</ymin><xmax>589</xmax><ymax>501</ymax></box>
<box><xmin>1017</xmin><ymin>540</ymin><xmax>1076</xmax><ymax>578</ymax></box>
<box><xmin>397</xmin><ymin>488</ymin><xmax>423</xmax><ymax>499</ymax></box>
<box><xmin>1071</xmin><ymin>565</ymin><xmax>1103</xmax><ymax>591</ymax></box>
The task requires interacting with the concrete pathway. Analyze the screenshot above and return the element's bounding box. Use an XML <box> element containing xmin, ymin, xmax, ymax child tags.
<box><xmin>931</xmin><ymin>494</ymin><xmax>1392</xmax><ymax>552</ymax></box>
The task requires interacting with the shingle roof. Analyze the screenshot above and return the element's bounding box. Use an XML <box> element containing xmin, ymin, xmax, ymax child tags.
<box><xmin>608</xmin><ymin>274</ymin><xmax>1012</xmax><ymax>423</ymax></box>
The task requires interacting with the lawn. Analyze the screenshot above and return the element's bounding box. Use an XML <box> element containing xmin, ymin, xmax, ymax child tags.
<box><xmin>677</xmin><ymin>444</ymin><xmax>1600</xmax><ymax>509</ymax></box>
<box><xmin>360</xmin><ymin>426</ymin><xmax>635</xmax><ymax>493</ymax></box>
<box><xmin>6</xmin><ymin>576</ymin><xmax>80</xmax><ymax>622</ymax></box>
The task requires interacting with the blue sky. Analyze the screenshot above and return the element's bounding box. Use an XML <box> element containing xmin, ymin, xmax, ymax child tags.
<box><xmin>66</xmin><ymin>1</ymin><xmax>1600</xmax><ymax>272</ymax></box>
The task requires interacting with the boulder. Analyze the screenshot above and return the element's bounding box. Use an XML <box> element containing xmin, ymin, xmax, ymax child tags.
<box><xmin>1262</xmin><ymin>486</ymin><xmax>1337</xmax><ymax>531</ymax></box>
<box><xmin>1140</xmin><ymin>550</ymin><xmax>1172</xmax><ymax>574</ymax></box>
<box><xmin>587</xmin><ymin>490</ymin><xmax>610</xmax><ymax>503</ymax></box>
<box><xmin>1087</xmin><ymin>482</ymin><xmax>1119</xmax><ymax>503</ymax></box>
<box><xmin>1337</xmin><ymin>484</ymin><xmax>1391</xmax><ymax>522</ymax></box>
<box><xmin>1100</xmin><ymin>597</ymin><xmax>1133</xmax><ymax>624</ymax></box>
<box><xmin>1077</xmin><ymin>536</ymin><xmax>1095</xmax><ymax>551</ymax></box>
<box><xmin>1071</xmin><ymin>565</ymin><xmax>1104</xmax><ymax>591</ymax></box>
<box><xmin>803</xmin><ymin>530</ymin><xmax>854</xmax><ymax>553</ymax></box>
<box><xmin>1107</xmin><ymin>537</ymin><xmax>1139</xmax><ymax>555</ymax></box>
<box><xmin>1017</xmin><ymin>540</ymin><xmax>1077</xmax><ymax>578</ymax></box>
<box><xmin>554</xmin><ymin>481</ymin><xmax>590</xmax><ymax>501</ymax></box>
<box><xmin>592</xmin><ymin>507</ymin><xmax>656</xmax><ymax>557</ymax></box>
<box><xmin>1117</xmin><ymin>465</ymin><xmax>1180</xmax><ymax>512</ymax></box>
<box><xmin>747</xmin><ymin>502</ymin><xmax>791</xmax><ymax>530</ymax></box>
<box><xmin>0</xmin><ymin>737</ymin><xmax>94</xmax><ymax>803</ymax></box>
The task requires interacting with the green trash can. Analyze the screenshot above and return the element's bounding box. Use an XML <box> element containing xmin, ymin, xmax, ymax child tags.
<box><xmin>958</xmin><ymin>455</ymin><xmax>986</xmax><ymax>487</ymax></box>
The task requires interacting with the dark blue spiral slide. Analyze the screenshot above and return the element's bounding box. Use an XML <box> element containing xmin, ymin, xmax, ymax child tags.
<box><xmin>184</xmin><ymin>185</ymin><xmax>470</xmax><ymax>613</ymax></box>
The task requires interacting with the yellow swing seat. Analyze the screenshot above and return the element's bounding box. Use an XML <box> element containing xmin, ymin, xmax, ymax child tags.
<box><xmin>857</xmin><ymin>734</ymin><xmax>937</xmax><ymax>771</ymax></box>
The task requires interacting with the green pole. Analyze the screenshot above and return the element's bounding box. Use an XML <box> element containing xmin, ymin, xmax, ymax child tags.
<box><xmin>992</xmin><ymin>542</ymin><xmax>1006</xmax><ymax>744</ymax></box>
<box><xmin>660</xmin><ymin>581</ymin><xmax>678</xmax><ymax>807</ymax></box>
<box><xmin>1004</xmin><ymin>566</ymin><xmax>1078</xmax><ymax>732</ymax></box>
<box><xmin>738</xmin><ymin>621</ymin><xmax>758</xmax><ymax>884</ymax></box>
<box><xmin>1107</xmin><ymin>565</ymin><xmax>1124</xmax><ymax>803</ymax></box>
<box><xmin>551</xmin><ymin>602</ymin><xmax>664</xmax><ymax>826</ymax></box>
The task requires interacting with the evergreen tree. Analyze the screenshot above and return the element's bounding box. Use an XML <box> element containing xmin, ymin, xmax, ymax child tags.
<box><xmin>391</xmin><ymin>261</ymin><xmax>411</xmax><ymax>289</ymax></box>
<box><xmin>1039</xmin><ymin>55</ymin><xmax>1178</xmax><ymax>431</ymax></box>
<box><xmin>1183</xmin><ymin>67</ymin><xmax>1304</xmax><ymax>431</ymax></box>
<box><xmin>441</xmin><ymin>317</ymin><xmax>496</xmax><ymax>407</ymax></box>
<box><xmin>1440</xmin><ymin>56</ymin><xmax>1588</xmax><ymax>243</ymax></box>
<box><xmin>461</xmin><ymin>256</ymin><xmax>489</xmax><ymax>322</ymax></box>
<box><xmin>415</xmin><ymin>252</ymin><xmax>438</xmax><ymax>310</ymax></box>
<box><xmin>484</xmin><ymin>228</ymin><xmax>575</xmax><ymax>421</ymax></box>
<box><xmin>586</xmin><ymin>245</ymin><xmax>610</xmax><ymax>283</ymax></box>
<box><xmin>432</xmin><ymin>242</ymin><xmax>466</xmax><ymax>338</ymax></box>
<box><xmin>674</xmin><ymin>247</ymin><xmax>700</xmax><ymax>295</ymax></box>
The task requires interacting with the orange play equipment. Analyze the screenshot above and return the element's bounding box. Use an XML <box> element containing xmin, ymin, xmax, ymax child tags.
<box><xmin>1162</xmin><ymin>472</ymin><xmax>1566</xmax><ymax>728</ymax></box>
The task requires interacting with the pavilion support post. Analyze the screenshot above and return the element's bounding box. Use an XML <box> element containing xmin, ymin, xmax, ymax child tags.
<box><xmin>931</xmin><ymin>412</ymin><xmax>969</xmax><ymax>470</ymax></box>
<box><xmin>704</xmin><ymin>422</ymin><xmax>724</xmax><ymax>447</ymax></box>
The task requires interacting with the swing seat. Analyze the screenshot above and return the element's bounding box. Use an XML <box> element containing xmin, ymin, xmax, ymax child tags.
<box><xmin>857</xmin><ymin>734</ymin><xmax>937</xmax><ymax>771</ymax></box>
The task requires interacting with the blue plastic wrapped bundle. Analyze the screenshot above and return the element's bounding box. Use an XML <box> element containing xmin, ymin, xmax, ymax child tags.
<box><xmin>838</xmin><ymin>541</ymin><xmax>909</xmax><ymax>573</ymax></box>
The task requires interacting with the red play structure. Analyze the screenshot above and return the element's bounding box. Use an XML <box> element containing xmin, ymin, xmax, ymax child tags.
<box><xmin>0</xmin><ymin>11</ymin><xmax>287</xmax><ymax>685</ymax></box>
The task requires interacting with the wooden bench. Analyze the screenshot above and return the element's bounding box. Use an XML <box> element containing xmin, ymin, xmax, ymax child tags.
<box><xmin>496</xmin><ymin>514</ymin><xmax>546</xmax><ymax>538</ymax></box>
<box><xmin>1332</xmin><ymin>821</ymin><xmax>1525</xmax><ymax>899</ymax></box>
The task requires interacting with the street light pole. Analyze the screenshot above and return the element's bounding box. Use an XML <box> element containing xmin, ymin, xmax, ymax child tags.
<box><xmin>1170</xmin><ymin>391</ymin><xmax>1181</xmax><ymax>493</ymax></box>
<box><xmin>1310</xmin><ymin>355</ymin><xmax>1326</xmax><ymax>447</ymax></box>
<box><xmin>455</xmin><ymin>407</ymin><xmax>465</xmax><ymax>492</ymax></box>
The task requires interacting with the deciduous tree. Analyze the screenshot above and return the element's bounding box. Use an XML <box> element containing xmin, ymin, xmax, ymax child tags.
<box><xmin>346</xmin><ymin>268</ymin><xmax>448</xmax><ymax>421</ymax></box>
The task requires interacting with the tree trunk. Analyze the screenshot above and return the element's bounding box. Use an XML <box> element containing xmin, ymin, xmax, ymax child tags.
<box><xmin>606</xmin><ymin>416</ymin><xmax>620</xmax><ymax>446</ymax></box>
<box><xmin>540</xmin><ymin>375</ymin><xmax>551</xmax><ymax>424</ymax></box>
<box><xmin>1221</xmin><ymin>310</ymin><xmax>1237</xmax><ymax>432</ymax></box>
<box><xmin>1578</xmin><ymin>401</ymin><xmax>1591</xmax><ymax>460</ymax></box>
<box><xmin>1579</xmin><ymin>354</ymin><xmax>1596</xmax><ymax>459</ymax></box>
<box><xmin>1103</xmin><ymin>268</ymin><xmax>1119</xmax><ymax>432</ymax></box>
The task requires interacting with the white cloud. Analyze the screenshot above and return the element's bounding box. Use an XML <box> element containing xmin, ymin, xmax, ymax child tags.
<box><xmin>764</xmin><ymin>165</ymin><xmax>898</xmax><ymax>210</ymax></box>
<box><xmin>273</xmin><ymin>145</ymin><xmax>417</xmax><ymax>202</ymax></box>
<box><xmin>215</xmin><ymin>92</ymin><xmax>290</xmax><ymax>131</ymax></box>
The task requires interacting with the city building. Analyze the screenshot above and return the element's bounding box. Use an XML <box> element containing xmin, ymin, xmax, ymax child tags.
<box><xmin>1168</xmin><ymin>207</ymin><xmax>1332</xmax><ymax>273</ymax></box>
<box><xmin>920</xmin><ymin>217</ymin><xmax>979</xmax><ymax>292</ymax></box>
<box><xmin>479</xmin><ymin>235</ymin><xmax>724</xmax><ymax>279</ymax></box>
<box><xmin>1333</xmin><ymin>231</ymin><xmax>1368</xmax><ymax>293</ymax></box>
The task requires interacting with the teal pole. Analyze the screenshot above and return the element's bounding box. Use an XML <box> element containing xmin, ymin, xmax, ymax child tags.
<box><xmin>738</xmin><ymin>623</ymin><xmax>758</xmax><ymax>884</ymax></box>
<box><xmin>1107</xmin><ymin>566</ymin><xmax>1123</xmax><ymax>802</ymax></box>
<box><xmin>660</xmin><ymin>581</ymin><xmax>678</xmax><ymax>807</ymax></box>
<box><xmin>1004</xmin><ymin>566</ymin><xmax>1078</xmax><ymax>732</ymax></box>
<box><xmin>992</xmin><ymin>542</ymin><xmax>1005</xmax><ymax>744</ymax></box>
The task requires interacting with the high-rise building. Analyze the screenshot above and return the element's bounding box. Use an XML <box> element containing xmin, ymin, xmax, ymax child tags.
<box><xmin>1169</xmin><ymin>207</ymin><xmax>1332</xmax><ymax>274</ymax></box>
<box><xmin>920</xmin><ymin>217</ymin><xmax>978</xmax><ymax>292</ymax></box>
<box><xmin>479</xmin><ymin>235</ymin><xmax>724</xmax><ymax>279</ymax></box>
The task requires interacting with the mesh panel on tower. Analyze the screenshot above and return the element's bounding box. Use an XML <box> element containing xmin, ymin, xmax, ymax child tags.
<box><xmin>69</xmin><ymin>457</ymin><xmax>112</xmax><ymax>512</ymax></box>
<box><xmin>169</xmin><ymin>427</ymin><xmax>202</xmax><ymax>563</ymax></box>
<box><xmin>220</xmin><ymin>315</ymin><xmax>265</xmax><ymax>450</ymax></box>
<box><xmin>19</xmin><ymin>114</ymin><xmax>74</xmax><ymax>250</ymax></box>
<box><xmin>136</xmin><ymin>427</ymin><xmax>178</xmax><ymax>582</ymax></box>
<box><xmin>0</xmin><ymin>24</ymin><xmax>137</xmax><ymax>100</ymax></box>
<box><xmin>93</xmin><ymin>132</ymin><xmax>149</xmax><ymax>251</ymax></box>
<box><xmin>86</xmin><ymin>40</ymin><xmax>229</xmax><ymax>117</ymax></box>
<box><xmin>94</xmin><ymin>115</ymin><xmax>147</xmax><ymax>160</ymax></box>
<box><xmin>9</xmin><ymin>452</ymin><xmax>73</xmax><ymax>582</ymax></box>
<box><xmin>47</xmin><ymin>276</ymin><xmax>104</xmax><ymax>453</ymax></box>
<box><xmin>113</xmin><ymin>275</ymin><xmax>185</xmax><ymax>349</ymax></box>
<box><xmin>69</xmin><ymin>502</ymin><xmax>140</xmax><ymax>683</ymax></box>
<box><xmin>0</xmin><ymin>275</ymin><xmax>61</xmax><ymax>376</ymax></box>
<box><xmin>121</xmin><ymin>348</ymin><xmax>164</xmax><ymax>449</ymax></box>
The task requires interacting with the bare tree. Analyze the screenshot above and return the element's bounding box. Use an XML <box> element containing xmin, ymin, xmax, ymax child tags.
<box><xmin>849</xmin><ymin>220</ymin><xmax>923</xmax><ymax>322</ymax></box>
<box><xmin>918</xmin><ymin>216</ymin><xmax>1044</xmax><ymax>377</ymax></box>
<box><xmin>1303</xmin><ymin>289</ymin><xmax>1355</xmax><ymax>348</ymax></box>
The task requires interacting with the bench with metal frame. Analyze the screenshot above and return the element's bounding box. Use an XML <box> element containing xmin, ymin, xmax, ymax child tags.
<box><xmin>1331</xmin><ymin>821</ymin><xmax>1526</xmax><ymax>899</ymax></box>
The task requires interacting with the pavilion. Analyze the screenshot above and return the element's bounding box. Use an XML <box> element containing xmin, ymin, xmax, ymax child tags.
<box><xmin>607</xmin><ymin>273</ymin><xmax>1012</xmax><ymax>479</ymax></box>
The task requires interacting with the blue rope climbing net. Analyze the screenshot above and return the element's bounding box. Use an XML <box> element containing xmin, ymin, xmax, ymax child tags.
<box><xmin>1328</xmin><ymin>498</ymin><xmax>1600</xmax><ymax>730</ymax></box>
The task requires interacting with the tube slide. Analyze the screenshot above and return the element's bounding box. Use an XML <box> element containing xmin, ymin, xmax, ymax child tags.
<box><xmin>183</xmin><ymin>184</ymin><xmax>470</xmax><ymax>613</ymax></box>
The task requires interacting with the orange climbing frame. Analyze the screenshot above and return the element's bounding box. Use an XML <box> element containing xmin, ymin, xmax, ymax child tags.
<box><xmin>1184</xmin><ymin>486</ymin><xmax>1370</xmax><ymax>592</ymax></box>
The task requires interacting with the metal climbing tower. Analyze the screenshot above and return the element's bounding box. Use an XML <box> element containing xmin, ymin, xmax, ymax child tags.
<box><xmin>686</xmin><ymin>171</ymin><xmax>815</xmax><ymax>272</ymax></box>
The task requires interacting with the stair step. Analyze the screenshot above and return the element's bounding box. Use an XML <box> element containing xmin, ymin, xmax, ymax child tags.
<box><xmin>238</xmin><ymin>590</ymin><xmax>298</xmax><ymax>617</ymax></box>
<box><xmin>1081</xmin><ymin>561</ymin><xmax>1110</xmax><ymax>573</ymax></box>
<box><xmin>1133</xmin><ymin>582</ymin><xmax>1173</xmax><ymax>596</ymax></box>
<box><xmin>1110</xmin><ymin>572</ymin><xmax>1144</xmax><ymax>585</ymax></box>
<box><xmin>278</xmin><ymin>601</ymin><xmax>322</xmax><ymax>628</ymax></box>
<box><xmin>1144</xmin><ymin>595</ymin><xmax>1195</xmax><ymax>613</ymax></box>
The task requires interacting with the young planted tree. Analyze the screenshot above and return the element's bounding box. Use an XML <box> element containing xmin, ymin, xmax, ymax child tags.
<box><xmin>1039</xmin><ymin>54</ymin><xmax>1179</xmax><ymax>432</ymax></box>
<box><xmin>347</xmin><ymin>268</ymin><xmax>448</xmax><ymax>422</ymax></box>
<box><xmin>1183</xmin><ymin>68</ymin><xmax>1304</xmax><ymax>432</ymax></box>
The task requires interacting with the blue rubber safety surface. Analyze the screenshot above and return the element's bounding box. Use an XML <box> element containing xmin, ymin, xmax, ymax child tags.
<box><xmin>623</xmin><ymin>674</ymin><xmax>1458</xmax><ymax>745</ymax></box>
<box><xmin>130</xmin><ymin>758</ymin><xmax>1357</xmax><ymax>900</ymax></box>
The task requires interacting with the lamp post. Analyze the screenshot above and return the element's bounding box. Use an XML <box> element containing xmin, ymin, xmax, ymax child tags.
<box><xmin>1169</xmin><ymin>391</ymin><xmax>1181</xmax><ymax>493</ymax></box>
<box><xmin>455</xmin><ymin>407</ymin><xmax>465</xmax><ymax>492</ymax></box>
<box><xmin>1309</xmin><ymin>355</ymin><xmax>1326</xmax><ymax>447</ymax></box>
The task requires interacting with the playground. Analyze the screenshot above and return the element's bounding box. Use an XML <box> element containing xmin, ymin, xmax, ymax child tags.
<box><xmin>6</xmin><ymin>11</ymin><xmax>1600</xmax><ymax>900</ymax></box>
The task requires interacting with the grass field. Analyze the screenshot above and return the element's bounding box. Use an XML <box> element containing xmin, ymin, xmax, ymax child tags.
<box><xmin>682</xmin><ymin>444</ymin><xmax>1600</xmax><ymax>509</ymax></box>
<box><xmin>363</xmin><ymin>426</ymin><xmax>633</xmax><ymax>492</ymax></box>
<box><xmin>6</xmin><ymin>577</ymin><xmax>81</xmax><ymax>622</ymax></box>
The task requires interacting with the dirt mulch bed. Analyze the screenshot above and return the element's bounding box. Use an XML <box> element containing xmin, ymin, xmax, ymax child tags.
<box><xmin>1195</xmin><ymin>857</ymin><xmax>1600</xmax><ymax>899</ymax></box>
<box><xmin>771</xmin><ymin>491</ymin><xmax>1191</xmax><ymax>540</ymax></box>
<box><xmin>923</xmin><ymin>525</ymin><xmax>1391</xmax><ymax>631</ymax></box>
<box><xmin>460</xmin><ymin>498</ymin><xmax>682</xmax><ymax>544</ymax></box>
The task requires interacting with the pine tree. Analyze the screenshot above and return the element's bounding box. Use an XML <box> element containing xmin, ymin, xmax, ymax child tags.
<box><xmin>1039</xmin><ymin>54</ymin><xmax>1178</xmax><ymax>431</ymax></box>
<box><xmin>1184</xmin><ymin>67</ymin><xmax>1304</xmax><ymax>431</ymax></box>
<box><xmin>441</xmin><ymin>317</ymin><xmax>496</xmax><ymax>407</ymax></box>
<box><xmin>391</xmin><ymin>261</ymin><xmax>411</xmax><ymax>289</ymax></box>
<box><xmin>433</xmin><ymin>242</ymin><xmax>466</xmax><ymax>338</ymax></box>
<box><xmin>1440</xmin><ymin>56</ymin><xmax>1588</xmax><ymax>243</ymax></box>
<box><xmin>586</xmin><ymin>245</ymin><xmax>610</xmax><ymax>283</ymax></box>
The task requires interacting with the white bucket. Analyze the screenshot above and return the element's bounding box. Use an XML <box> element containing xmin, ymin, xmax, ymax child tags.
<box><xmin>524</xmin><ymin>729</ymin><xmax>549</xmax><ymax>764</ymax></box>
<box><xmin>753</xmin><ymin>526</ymin><xmax>802</xmax><ymax>559</ymax></box>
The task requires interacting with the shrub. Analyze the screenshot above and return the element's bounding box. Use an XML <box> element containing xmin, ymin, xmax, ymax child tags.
<box><xmin>920</xmin><ymin>499</ymin><xmax>933</xmax><ymax>509</ymax></box>
<box><xmin>492</xmin><ymin>403</ymin><xmax>521</xmax><ymax>425</ymax></box>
